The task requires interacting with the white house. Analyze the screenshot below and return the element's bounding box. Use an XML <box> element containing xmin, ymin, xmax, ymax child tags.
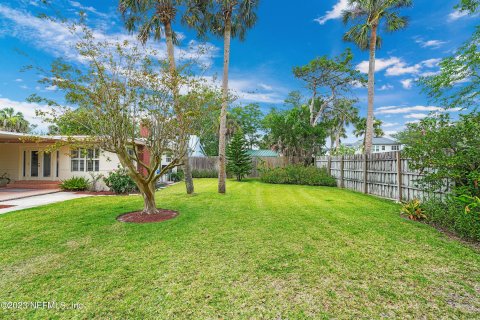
<box><xmin>0</xmin><ymin>131</ymin><xmax>205</xmax><ymax>190</ymax></box>
<box><xmin>346</xmin><ymin>137</ymin><xmax>403</xmax><ymax>154</ymax></box>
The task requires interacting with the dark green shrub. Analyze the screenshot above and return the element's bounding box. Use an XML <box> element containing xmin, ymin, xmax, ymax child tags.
<box><xmin>192</xmin><ymin>169</ymin><xmax>218</xmax><ymax>178</ymax></box>
<box><xmin>260</xmin><ymin>165</ymin><xmax>337</xmax><ymax>187</ymax></box>
<box><xmin>170</xmin><ymin>170</ymin><xmax>184</xmax><ymax>182</ymax></box>
<box><xmin>60</xmin><ymin>176</ymin><xmax>90</xmax><ymax>191</ymax></box>
<box><xmin>423</xmin><ymin>198</ymin><xmax>480</xmax><ymax>241</ymax></box>
<box><xmin>104</xmin><ymin>168</ymin><xmax>138</xmax><ymax>194</ymax></box>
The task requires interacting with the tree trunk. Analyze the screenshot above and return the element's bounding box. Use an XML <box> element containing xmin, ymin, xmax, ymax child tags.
<box><xmin>218</xmin><ymin>17</ymin><xmax>231</xmax><ymax>194</ymax></box>
<box><xmin>141</xmin><ymin>182</ymin><xmax>158</xmax><ymax>214</ymax></box>
<box><xmin>183</xmin><ymin>154</ymin><xmax>194</xmax><ymax>194</ymax></box>
<box><xmin>364</xmin><ymin>23</ymin><xmax>378</xmax><ymax>154</ymax></box>
<box><xmin>335</xmin><ymin>132</ymin><xmax>341</xmax><ymax>151</ymax></box>
<box><xmin>164</xmin><ymin>21</ymin><xmax>195</xmax><ymax>194</ymax></box>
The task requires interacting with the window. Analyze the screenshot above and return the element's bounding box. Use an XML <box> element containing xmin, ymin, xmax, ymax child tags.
<box><xmin>165</xmin><ymin>155</ymin><xmax>172</xmax><ymax>163</ymax></box>
<box><xmin>391</xmin><ymin>145</ymin><xmax>400</xmax><ymax>151</ymax></box>
<box><xmin>381</xmin><ymin>145</ymin><xmax>386</xmax><ymax>151</ymax></box>
<box><xmin>373</xmin><ymin>145</ymin><xmax>380</xmax><ymax>152</ymax></box>
<box><xmin>71</xmin><ymin>148</ymin><xmax>99</xmax><ymax>172</ymax></box>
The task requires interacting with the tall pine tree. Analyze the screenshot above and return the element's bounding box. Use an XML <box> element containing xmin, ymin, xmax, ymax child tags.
<box><xmin>226</xmin><ymin>131</ymin><xmax>252</xmax><ymax>181</ymax></box>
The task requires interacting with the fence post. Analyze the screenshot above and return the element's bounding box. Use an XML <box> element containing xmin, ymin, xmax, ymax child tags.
<box><xmin>327</xmin><ymin>156</ymin><xmax>332</xmax><ymax>175</ymax></box>
<box><xmin>363</xmin><ymin>154</ymin><xmax>368</xmax><ymax>194</ymax></box>
<box><xmin>396</xmin><ymin>151</ymin><xmax>403</xmax><ymax>202</ymax></box>
<box><xmin>340</xmin><ymin>156</ymin><xmax>345</xmax><ymax>188</ymax></box>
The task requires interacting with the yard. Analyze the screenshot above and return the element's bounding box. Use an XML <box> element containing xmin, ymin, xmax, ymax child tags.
<box><xmin>0</xmin><ymin>179</ymin><xmax>479</xmax><ymax>319</ymax></box>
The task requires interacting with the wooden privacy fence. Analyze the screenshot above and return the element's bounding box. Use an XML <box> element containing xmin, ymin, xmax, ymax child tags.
<box><xmin>316</xmin><ymin>151</ymin><xmax>442</xmax><ymax>202</ymax></box>
<box><xmin>189</xmin><ymin>156</ymin><xmax>292</xmax><ymax>178</ymax></box>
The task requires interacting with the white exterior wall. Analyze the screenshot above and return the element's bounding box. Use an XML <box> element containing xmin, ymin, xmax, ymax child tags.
<box><xmin>0</xmin><ymin>144</ymin><xmax>20</xmax><ymax>181</ymax></box>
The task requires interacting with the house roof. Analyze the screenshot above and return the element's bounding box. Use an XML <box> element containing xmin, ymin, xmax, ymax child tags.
<box><xmin>246</xmin><ymin>149</ymin><xmax>279</xmax><ymax>157</ymax></box>
<box><xmin>349</xmin><ymin>137</ymin><xmax>400</xmax><ymax>147</ymax></box>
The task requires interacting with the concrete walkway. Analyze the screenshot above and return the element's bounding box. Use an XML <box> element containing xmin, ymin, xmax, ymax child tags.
<box><xmin>0</xmin><ymin>192</ymin><xmax>90</xmax><ymax>214</ymax></box>
<box><xmin>0</xmin><ymin>188</ymin><xmax>61</xmax><ymax>202</ymax></box>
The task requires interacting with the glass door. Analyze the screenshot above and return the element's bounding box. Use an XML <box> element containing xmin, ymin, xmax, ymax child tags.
<box><xmin>30</xmin><ymin>151</ymin><xmax>39</xmax><ymax>177</ymax></box>
<box><xmin>24</xmin><ymin>149</ymin><xmax>54</xmax><ymax>180</ymax></box>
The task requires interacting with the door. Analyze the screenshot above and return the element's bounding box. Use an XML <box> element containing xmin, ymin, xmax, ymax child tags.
<box><xmin>23</xmin><ymin>149</ymin><xmax>54</xmax><ymax>180</ymax></box>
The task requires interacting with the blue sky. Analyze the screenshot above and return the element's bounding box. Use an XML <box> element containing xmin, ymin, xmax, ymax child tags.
<box><xmin>0</xmin><ymin>0</ymin><xmax>477</xmax><ymax>141</ymax></box>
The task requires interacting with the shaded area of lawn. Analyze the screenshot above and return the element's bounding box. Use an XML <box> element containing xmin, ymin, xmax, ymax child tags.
<box><xmin>0</xmin><ymin>179</ymin><xmax>479</xmax><ymax>318</ymax></box>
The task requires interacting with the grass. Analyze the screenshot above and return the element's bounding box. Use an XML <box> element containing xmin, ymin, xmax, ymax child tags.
<box><xmin>0</xmin><ymin>179</ymin><xmax>479</xmax><ymax>319</ymax></box>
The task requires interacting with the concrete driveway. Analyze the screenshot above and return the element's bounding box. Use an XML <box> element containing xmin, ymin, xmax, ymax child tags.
<box><xmin>0</xmin><ymin>191</ymin><xmax>90</xmax><ymax>214</ymax></box>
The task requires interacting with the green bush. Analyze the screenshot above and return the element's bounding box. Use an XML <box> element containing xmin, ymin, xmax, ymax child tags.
<box><xmin>400</xmin><ymin>199</ymin><xmax>427</xmax><ymax>221</ymax></box>
<box><xmin>60</xmin><ymin>176</ymin><xmax>90</xmax><ymax>191</ymax></box>
<box><xmin>260</xmin><ymin>165</ymin><xmax>337</xmax><ymax>187</ymax></box>
<box><xmin>170</xmin><ymin>170</ymin><xmax>184</xmax><ymax>182</ymax></box>
<box><xmin>423</xmin><ymin>198</ymin><xmax>480</xmax><ymax>241</ymax></box>
<box><xmin>104</xmin><ymin>168</ymin><xmax>138</xmax><ymax>194</ymax></box>
<box><xmin>192</xmin><ymin>169</ymin><xmax>218</xmax><ymax>179</ymax></box>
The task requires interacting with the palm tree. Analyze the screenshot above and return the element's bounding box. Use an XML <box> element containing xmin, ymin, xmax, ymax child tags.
<box><xmin>353</xmin><ymin>116</ymin><xmax>384</xmax><ymax>148</ymax></box>
<box><xmin>184</xmin><ymin>0</ymin><xmax>259</xmax><ymax>194</ymax></box>
<box><xmin>0</xmin><ymin>107</ymin><xmax>30</xmax><ymax>133</ymax></box>
<box><xmin>342</xmin><ymin>0</ymin><xmax>411</xmax><ymax>153</ymax></box>
<box><xmin>119</xmin><ymin>0</ymin><xmax>196</xmax><ymax>195</ymax></box>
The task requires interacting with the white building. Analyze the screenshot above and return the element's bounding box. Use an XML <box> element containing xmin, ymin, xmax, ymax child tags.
<box><xmin>0</xmin><ymin>131</ymin><xmax>205</xmax><ymax>190</ymax></box>
<box><xmin>345</xmin><ymin>137</ymin><xmax>403</xmax><ymax>154</ymax></box>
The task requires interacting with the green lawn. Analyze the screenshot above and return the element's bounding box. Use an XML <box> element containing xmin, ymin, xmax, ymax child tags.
<box><xmin>0</xmin><ymin>179</ymin><xmax>479</xmax><ymax>319</ymax></box>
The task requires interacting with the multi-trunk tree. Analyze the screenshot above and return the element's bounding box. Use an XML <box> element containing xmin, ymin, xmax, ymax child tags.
<box><xmin>31</xmin><ymin>24</ymin><xmax>211</xmax><ymax>214</ymax></box>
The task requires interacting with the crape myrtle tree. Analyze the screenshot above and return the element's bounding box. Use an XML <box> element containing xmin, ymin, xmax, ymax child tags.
<box><xmin>184</xmin><ymin>0</ymin><xmax>259</xmax><ymax>194</ymax></box>
<box><xmin>293</xmin><ymin>49</ymin><xmax>365</xmax><ymax>128</ymax></box>
<box><xmin>120</xmin><ymin>0</ymin><xmax>196</xmax><ymax>195</ymax></box>
<box><xmin>226</xmin><ymin>130</ymin><xmax>252</xmax><ymax>181</ymax></box>
<box><xmin>31</xmin><ymin>24</ymin><xmax>210</xmax><ymax>214</ymax></box>
<box><xmin>342</xmin><ymin>0</ymin><xmax>412</xmax><ymax>154</ymax></box>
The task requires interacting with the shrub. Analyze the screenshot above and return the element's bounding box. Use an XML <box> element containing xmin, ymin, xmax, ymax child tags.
<box><xmin>104</xmin><ymin>168</ymin><xmax>138</xmax><ymax>194</ymax></box>
<box><xmin>170</xmin><ymin>170</ymin><xmax>184</xmax><ymax>182</ymax></box>
<box><xmin>192</xmin><ymin>169</ymin><xmax>218</xmax><ymax>179</ymax></box>
<box><xmin>260</xmin><ymin>165</ymin><xmax>337</xmax><ymax>187</ymax></box>
<box><xmin>400</xmin><ymin>199</ymin><xmax>427</xmax><ymax>221</ymax></box>
<box><xmin>60</xmin><ymin>176</ymin><xmax>90</xmax><ymax>191</ymax></box>
<box><xmin>423</xmin><ymin>197</ymin><xmax>480</xmax><ymax>241</ymax></box>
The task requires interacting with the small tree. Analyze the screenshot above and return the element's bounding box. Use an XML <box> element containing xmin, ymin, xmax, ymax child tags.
<box><xmin>226</xmin><ymin>131</ymin><xmax>252</xmax><ymax>181</ymax></box>
<box><xmin>30</xmin><ymin>23</ymin><xmax>210</xmax><ymax>214</ymax></box>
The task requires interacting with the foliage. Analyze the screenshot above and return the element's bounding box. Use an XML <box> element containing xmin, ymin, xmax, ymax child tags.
<box><xmin>353</xmin><ymin>117</ymin><xmax>384</xmax><ymax>140</ymax></box>
<box><xmin>88</xmin><ymin>172</ymin><xmax>104</xmax><ymax>192</ymax></box>
<box><xmin>419</xmin><ymin>27</ymin><xmax>480</xmax><ymax>110</ymax></box>
<box><xmin>229</xmin><ymin>103</ymin><xmax>263</xmax><ymax>148</ymax></box>
<box><xmin>192</xmin><ymin>169</ymin><xmax>218</xmax><ymax>178</ymax></box>
<box><xmin>423</xmin><ymin>198</ymin><xmax>480</xmax><ymax>241</ymax></box>
<box><xmin>170</xmin><ymin>170</ymin><xmax>184</xmax><ymax>182</ymax></box>
<box><xmin>47</xmin><ymin>107</ymin><xmax>93</xmax><ymax>135</ymax></box>
<box><xmin>261</xmin><ymin>102</ymin><xmax>326</xmax><ymax>163</ymax></box>
<box><xmin>456</xmin><ymin>194</ymin><xmax>480</xmax><ymax>214</ymax></box>
<box><xmin>226</xmin><ymin>131</ymin><xmax>252</xmax><ymax>181</ymax></box>
<box><xmin>103</xmin><ymin>168</ymin><xmax>138</xmax><ymax>194</ymax></box>
<box><xmin>342</xmin><ymin>0</ymin><xmax>412</xmax><ymax>50</ymax></box>
<box><xmin>260</xmin><ymin>165</ymin><xmax>337</xmax><ymax>187</ymax></box>
<box><xmin>293</xmin><ymin>49</ymin><xmax>366</xmax><ymax>126</ymax></box>
<box><xmin>455</xmin><ymin>0</ymin><xmax>480</xmax><ymax>14</ymax></box>
<box><xmin>400</xmin><ymin>199</ymin><xmax>427</xmax><ymax>221</ymax></box>
<box><xmin>395</xmin><ymin>112</ymin><xmax>480</xmax><ymax>197</ymax></box>
<box><xmin>330</xmin><ymin>145</ymin><xmax>356</xmax><ymax>156</ymax></box>
<box><xmin>0</xmin><ymin>173</ymin><xmax>11</xmax><ymax>184</ymax></box>
<box><xmin>324</xmin><ymin>98</ymin><xmax>359</xmax><ymax>151</ymax></box>
<box><xmin>0</xmin><ymin>107</ymin><xmax>33</xmax><ymax>133</ymax></box>
<box><xmin>60</xmin><ymin>176</ymin><xmax>90</xmax><ymax>191</ymax></box>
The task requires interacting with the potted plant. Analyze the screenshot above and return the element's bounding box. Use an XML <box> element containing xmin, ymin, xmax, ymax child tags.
<box><xmin>0</xmin><ymin>173</ymin><xmax>11</xmax><ymax>187</ymax></box>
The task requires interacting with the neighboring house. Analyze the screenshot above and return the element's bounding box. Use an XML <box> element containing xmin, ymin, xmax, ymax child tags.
<box><xmin>327</xmin><ymin>137</ymin><xmax>403</xmax><ymax>155</ymax></box>
<box><xmin>0</xmin><ymin>131</ymin><xmax>204</xmax><ymax>190</ymax></box>
<box><xmin>246</xmin><ymin>149</ymin><xmax>280</xmax><ymax>158</ymax></box>
<box><xmin>189</xmin><ymin>135</ymin><xmax>207</xmax><ymax>157</ymax></box>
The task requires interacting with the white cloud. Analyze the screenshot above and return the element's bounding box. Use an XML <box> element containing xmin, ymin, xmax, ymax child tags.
<box><xmin>259</xmin><ymin>83</ymin><xmax>273</xmax><ymax>91</ymax></box>
<box><xmin>68</xmin><ymin>1</ymin><xmax>107</xmax><ymax>18</ymax></box>
<box><xmin>448</xmin><ymin>10</ymin><xmax>469</xmax><ymax>21</ymax></box>
<box><xmin>400</xmin><ymin>79</ymin><xmax>413</xmax><ymax>89</ymax></box>
<box><xmin>0</xmin><ymin>98</ymin><xmax>50</xmax><ymax>131</ymax></box>
<box><xmin>379</xmin><ymin>84</ymin><xmax>393</xmax><ymax>91</ymax></box>
<box><xmin>357</xmin><ymin>57</ymin><xmax>442</xmax><ymax>77</ymax></box>
<box><xmin>315</xmin><ymin>0</ymin><xmax>349</xmax><ymax>25</ymax></box>
<box><xmin>382</xmin><ymin>122</ymin><xmax>400</xmax><ymax>128</ymax></box>
<box><xmin>15</xmin><ymin>78</ymin><xmax>23</xmax><ymax>82</ymax></box>
<box><xmin>377</xmin><ymin>105</ymin><xmax>444</xmax><ymax>115</ymax></box>
<box><xmin>0</xmin><ymin>4</ymin><xmax>217</xmax><ymax>66</ymax></box>
<box><xmin>45</xmin><ymin>85</ymin><xmax>57</xmax><ymax>91</ymax></box>
<box><xmin>404</xmin><ymin>113</ymin><xmax>429</xmax><ymax>119</ymax></box>
<box><xmin>415</xmin><ymin>39</ymin><xmax>446</xmax><ymax>49</ymax></box>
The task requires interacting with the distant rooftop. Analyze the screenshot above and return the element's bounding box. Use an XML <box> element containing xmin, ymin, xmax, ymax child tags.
<box><xmin>348</xmin><ymin>137</ymin><xmax>400</xmax><ymax>147</ymax></box>
<box><xmin>246</xmin><ymin>149</ymin><xmax>279</xmax><ymax>157</ymax></box>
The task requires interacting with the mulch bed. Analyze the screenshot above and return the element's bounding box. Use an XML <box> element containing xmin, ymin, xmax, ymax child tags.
<box><xmin>0</xmin><ymin>205</ymin><xmax>15</xmax><ymax>209</ymax></box>
<box><xmin>117</xmin><ymin>209</ymin><xmax>178</xmax><ymax>224</ymax></box>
